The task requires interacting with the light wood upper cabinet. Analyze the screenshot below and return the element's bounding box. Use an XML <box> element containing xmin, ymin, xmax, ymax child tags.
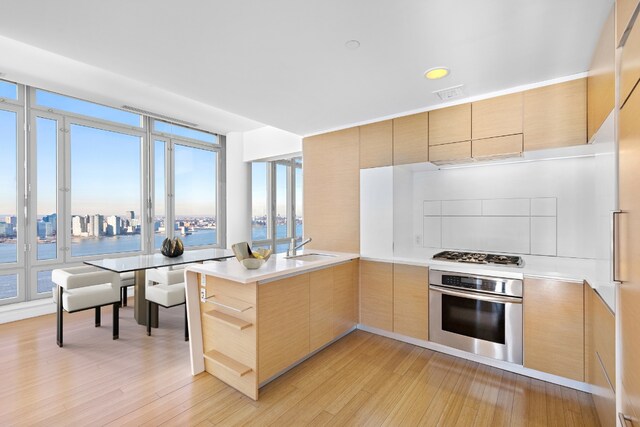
<box><xmin>472</xmin><ymin>93</ymin><xmax>523</xmax><ymax>140</ymax></box>
<box><xmin>393</xmin><ymin>264</ymin><xmax>428</xmax><ymax>341</ymax></box>
<box><xmin>360</xmin><ymin>260</ymin><xmax>393</xmax><ymax>331</ymax></box>
<box><xmin>621</xmin><ymin>13</ymin><xmax>640</xmax><ymax>108</ymax></box>
<box><xmin>472</xmin><ymin>134</ymin><xmax>523</xmax><ymax>160</ymax></box>
<box><xmin>393</xmin><ymin>112</ymin><xmax>429</xmax><ymax>165</ymax></box>
<box><xmin>619</xmin><ymin>81</ymin><xmax>640</xmax><ymax>424</ymax></box>
<box><xmin>333</xmin><ymin>260</ymin><xmax>358</xmax><ymax>337</ymax></box>
<box><xmin>303</xmin><ymin>127</ymin><xmax>360</xmax><ymax>253</ymax></box>
<box><xmin>309</xmin><ymin>268</ymin><xmax>334</xmax><ymax>352</ymax></box>
<box><xmin>360</xmin><ymin>120</ymin><xmax>393</xmax><ymax>169</ymax></box>
<box><xmin>588</xmin><ymin>6</ymin><xmax>615</xmax><ymax>141</ymax></box>
<box><xmin>429</xmin><ymin>104</ymin><xmax>471</xmax><ymax>146</ymax></box>
<box><xmin>617</xmin><ymin>0</ymin><xmax>640</xmax><ymax>46</ymax></box>
<box><xmin>429</xmin><ymin>141</ymin><xmax>472</xmax><ymax>164</ymax></box>
<box><xmin>523</xmin><ymin>78</ymin><xmax>587</xmax><ymax>151</ymax></box>
<box><xmin>523</xmin><ymin>278</ymin><xmax>584</xmax><ymax>381</ymax></box>
<box><xmin>258</xmin><ymin>274</ymin><xmax>310</xmax><ymax>383</ymax></box>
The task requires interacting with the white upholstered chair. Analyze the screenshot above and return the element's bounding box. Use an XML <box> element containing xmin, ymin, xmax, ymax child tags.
<box><xmin>119</xmin><ymin>272</ymin><xmax>135</xmax><ymax>307</ymax></box>
<box><xmin>51</xmin><ymin>266</ymin><xmax>122</xmax><ymax>348</ymax></box>
<box><xmin>145</xmin><ymin>267</ymin><xmax>188</xmax><ymax>340</ymax></box>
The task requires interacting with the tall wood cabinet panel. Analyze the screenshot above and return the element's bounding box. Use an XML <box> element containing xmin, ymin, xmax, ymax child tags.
<box><xmin>360</xmin><ymin>260</ymin><xmax>393</xmax><ymax>331</ymax></box>
<box><xmin>333</xmin><ymin>260</ymin><xmax>358</xmax><ymax>337</ymax></box>
<box><xmin>621</xmin><ymin>14</ymin><xmax>640</xmax><ymax>107</ymax></box>
<box><xmin>523</xmin><ymin>78</ymin><xmax>587</xmax><ymax>151</ymax></box>
<box><xmin>393</xmin><ymin>112</ymin><xmax>429</xmax><ymax>165</ymax></box>
<box><xmin>309</xmin><ymin>268</ymin><xmax>334</xmax><ymax>352</ymax></box>
<box><xmin>360</xmin><ymin>120</ymin><xmax>393</xmax><ymax>169</ymax></box>
<box><xmin>471</xmin><ymin>93</ymin><xmax>523</xmax><ymax>140</ymax></box>
<box><xmin>585</xmin><ymin>285</ymin><xmax>616</xmax><ymax>427</ymax></box>
<box><xmin>588</xmin><ymin>6</ymin><xmax>615</xmax><ymax>141</ymax></box>
<box><xmin>523</xmin><ymin>278</ymin><xmax>584</xmax><ymax>381</ymax></box>
<box><xmin>617</xmin><ymin>0</ymin><xmax>640</xmax><ymax>45</ymax></box>
<box><xmin>619</xmin><ymin>79</ymin><xmax>640</xmax><ymax>423</ymax></box>
<box><xmin>303</xmin><ymin>127</ymin><xmax>360</xmax><ymax>253</ymax></box>
<box><xmin>393</xmin><ymin>264</ymin><xmax>428</xmax><ymax>340</ymax></box>
<box><xmin>429</xmin><ymin>104</ymin><xmax>471</xmax><ymax>146</ymax></box>
<box><xmin>258</xmin><ymin>274</ymin><xmax>310</xmax><ymax>383</ymax></box>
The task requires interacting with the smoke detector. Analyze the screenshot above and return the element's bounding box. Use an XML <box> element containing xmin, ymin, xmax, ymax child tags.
<box><xmin>433</xmin><ymin>85</ymin><xmax>465</xmax><ymax>101</ymax></box>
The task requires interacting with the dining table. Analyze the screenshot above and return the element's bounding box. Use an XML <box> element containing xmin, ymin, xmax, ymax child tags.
<box><xmin>85</xmin><ymin>248</ymin><xmax>234</xmax><ymax>326</ymax></box>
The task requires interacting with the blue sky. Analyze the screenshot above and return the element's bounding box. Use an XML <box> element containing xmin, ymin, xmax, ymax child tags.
<box><xmin>0</xmin><ymin>88</ymin><xmax>220</xmax><ymax>219</ymax></box>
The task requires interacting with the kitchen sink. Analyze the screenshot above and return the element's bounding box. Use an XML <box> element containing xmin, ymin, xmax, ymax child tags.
<box><xmin>285</xmin><ymin>253</ymin><xmax>337</xmax><ymax>262</ymax></box>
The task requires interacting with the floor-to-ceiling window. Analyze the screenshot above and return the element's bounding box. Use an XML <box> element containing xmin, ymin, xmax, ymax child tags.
<box><xmin>0</xmin><ymin>79</ymin><xmax>225</xmax><ymax>306</ymax></box>
<box><xmin>151</xmin><ymin>120</ymin><xmax>224</xmax><ymax>250</ymax></box>
<box><xmin>251</xmin><ymin>157</ymin><xmax>302</xmax><ymax>253</ymax></box>
<box><xmin>0</xmin><ymin>80</ymin><xmax>24</xmax><ymax>303</ymax></box>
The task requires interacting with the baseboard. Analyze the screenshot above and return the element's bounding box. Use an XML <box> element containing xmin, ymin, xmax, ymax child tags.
<box><xmin>0</xmin><ymin>288</ymin><xmax>135</xmax><ymax>325</ymax></box>
<box><xmin>357</xmin><ymin>324</ymin><xmax>591</xmax><ymax>393</ymax></box>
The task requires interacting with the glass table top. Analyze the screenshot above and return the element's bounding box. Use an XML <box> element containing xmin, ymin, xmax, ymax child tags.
<box><xmin>84</xmin><ymin>248</ymin><xmax>234</xmax><ymax>273</ymax></box>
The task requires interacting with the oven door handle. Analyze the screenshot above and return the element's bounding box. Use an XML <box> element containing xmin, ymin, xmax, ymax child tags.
<box><xmin>430</xmin><ymin>285</ymin><xmax>523</xmax><ymax>304</ymax></box>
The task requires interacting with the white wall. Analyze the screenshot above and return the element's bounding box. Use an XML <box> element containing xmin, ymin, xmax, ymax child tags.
<box><xmin>226</xmin><ymin>132</ymin><xmax>251</xmax><ymax>247</ymax></box>
<box><xmin>388</xmin><ymin>154</ymin><xmax>614</xmax><ymax>260</ymax></box>
<box><xmin>243</xmin><ymin>126</ymin><xmax>302</xmax><ymax>162</ymax></box>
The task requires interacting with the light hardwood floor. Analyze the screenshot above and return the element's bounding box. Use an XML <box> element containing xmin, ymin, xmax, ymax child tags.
<box><xmin>0</xmin><ymin>300</ymin><xmax>599</xmax><ymax>426</ymax></box>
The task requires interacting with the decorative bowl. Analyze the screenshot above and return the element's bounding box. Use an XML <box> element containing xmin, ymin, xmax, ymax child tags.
<box><xmin>241</xmin><ymin>258</ymin><xmax>266</xmax><ymax>270</ymax></box>
<box><xmin>160</xmin><ymin>237</ymin><xmax>184</xmax><ymax>257</ymax></box>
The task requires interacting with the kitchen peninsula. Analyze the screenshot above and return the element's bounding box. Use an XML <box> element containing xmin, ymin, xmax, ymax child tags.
<box><xmin>184</xmin><ymin>250</ymin><xmax>360</xmax><ymax>400</ymax></box>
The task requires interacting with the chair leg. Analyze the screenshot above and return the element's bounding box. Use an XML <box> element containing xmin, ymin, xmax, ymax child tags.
<box><xmin>113</xmin><ymin>302</ymin><xmax>119</xmax><ymax>340</ymax></box>
<box><xmin>122</xmin><ymin>286</ymin><xmax>128</xmax><ymax>307</ymax></box>
<box><xmin>95</xmin><ymin>307</ymin><xmax>101</xmax><ymax>327</ymax></box>
<box><xmin>146</xmin><ymin>300</ymin><xmax>151</xmax><ymax>336</ymax></box>
<box><xmin>184</xmin><ymin>304</ymin><xmax>189</xmax><ymax>342</ymax></box>
<box><xmin>56</xmin><ymin>285</ymin><xmax>64</xmax><ymax>348</ymax></box>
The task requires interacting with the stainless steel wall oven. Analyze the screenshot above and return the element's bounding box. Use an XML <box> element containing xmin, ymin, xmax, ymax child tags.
<box><xmin>429</xmin><ymin>269</ymin><xmax>523</xmax><ymax>364</ymax></box>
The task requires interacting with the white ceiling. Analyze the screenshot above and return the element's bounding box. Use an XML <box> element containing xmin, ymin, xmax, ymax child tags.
<box><xmin>0</xmin><ymin>0</ymin><xmax>613</xmax><ymax>136</ymax></box>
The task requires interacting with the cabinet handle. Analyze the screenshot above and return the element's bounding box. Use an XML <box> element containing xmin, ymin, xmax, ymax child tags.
<box><xmin>612</xmin><ymin>210</ymin><xmax>624</xmax><ymax>283</ymax></box>
<box><xmin>619</xmin><ymin>413</ymin><xmax>634</xmax><ymax>427</ymax></box>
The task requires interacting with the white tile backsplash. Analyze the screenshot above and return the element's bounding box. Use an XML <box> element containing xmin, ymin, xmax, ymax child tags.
<box><xmin>531</xmin><ymin>217</ymin><xmax>557</xmax><ymax>256</ymax></box>
<box><xmin>482</xmin><ymin>198</ymin><xmax>531</xmax><ymax>216</ymax></box>
<box><xmin>423</xmin><ymin>216</ymin><xmax>442</xmax><ymax>248</ymax></box>
<box><xmin>423</xmin><ymin>200</ymin><xmax>442</xmax><ymax>216</ymax></box>
<box><xmin>531</xmin><ymin>198</ymin><xmax>557</xmax><ymax>216</ymax></box>
<box><xmin>441</xmin><ymin>200</ymin><xmax>482</xmax><ymax>216</ymax></box>
<box><xmin>407</xmin><ymin>156</ymin><xmax>597</xmax><ymax>258</ymax></box>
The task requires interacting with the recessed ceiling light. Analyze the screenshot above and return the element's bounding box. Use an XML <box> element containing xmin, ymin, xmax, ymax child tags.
<box><xmin>345</xmin><ymin>40</ymin><xmax>360</xmax><ymax>50</ymax></box>
<box><xmin>424</xmin><ymin>67</ymin><xmax>450</xmax><ymax>80</ymax></box>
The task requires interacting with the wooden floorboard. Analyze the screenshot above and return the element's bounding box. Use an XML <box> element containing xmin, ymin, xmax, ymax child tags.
<box><xmin>0</xmin><ymin>302</ymin><xmax>599</xmax><ymax>426</ymax></box>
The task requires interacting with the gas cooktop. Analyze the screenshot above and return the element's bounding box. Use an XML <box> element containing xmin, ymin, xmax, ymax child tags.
<box><xmin>432</xmin><ymin>251</ymin><xmax>524</xmax><ymax>267</ymax></box>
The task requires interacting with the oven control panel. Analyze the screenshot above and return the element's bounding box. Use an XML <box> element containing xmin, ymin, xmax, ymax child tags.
<box><xmin>441</xmin><ymin>275</ymin><xmax>505</xmax><ymax>294</ymax></box>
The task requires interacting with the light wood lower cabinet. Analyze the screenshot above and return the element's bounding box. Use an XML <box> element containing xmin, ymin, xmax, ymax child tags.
<box><xmin>258</xmin><ymin>274</ymin><xmax>310</xmax><ymax>383</ymax></box>
<box><xmin>523</xmin><ymin>278</ymin><xmax>584</xmax><ymax>381</ymax></box>
<box><xmin>585</xmin><ymin>284</ymin><xmax>616</xmax><ymax>427</ymax></box>
<box><xmin>360</xmin><ymin>260</ymin><xmax>394</xmax><ymax>331</ymax></box>
<box><xmin>333</xmin><ymin>260</ymin><xmax>359</xmax><ymax>337</ymax></box>
<box><xmin>309</xmin><ymin>268</ymin><xmax>334</xmax><ymax>352</ymax></box>
<box><xmin>393</xmin><ymin>264</ymin><xmax>428</xmax><ymax>340</ymax></box>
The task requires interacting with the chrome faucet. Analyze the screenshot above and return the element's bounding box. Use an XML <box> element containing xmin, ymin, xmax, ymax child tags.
<box><xmin>287</xmin><ymin>237</ymin><xmax>312</xmax><ymax>257</ymax></box>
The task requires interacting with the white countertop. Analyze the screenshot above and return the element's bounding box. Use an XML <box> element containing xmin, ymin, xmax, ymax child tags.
<box><xmin>185</xmin><ymin>250</ymin><xmax>360</xmax><ymax>284</ymax></box>
<box><xmin>363</xmin><ymin>249</ymin><xmax>617</xmax><ymax>313</ymax></box>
